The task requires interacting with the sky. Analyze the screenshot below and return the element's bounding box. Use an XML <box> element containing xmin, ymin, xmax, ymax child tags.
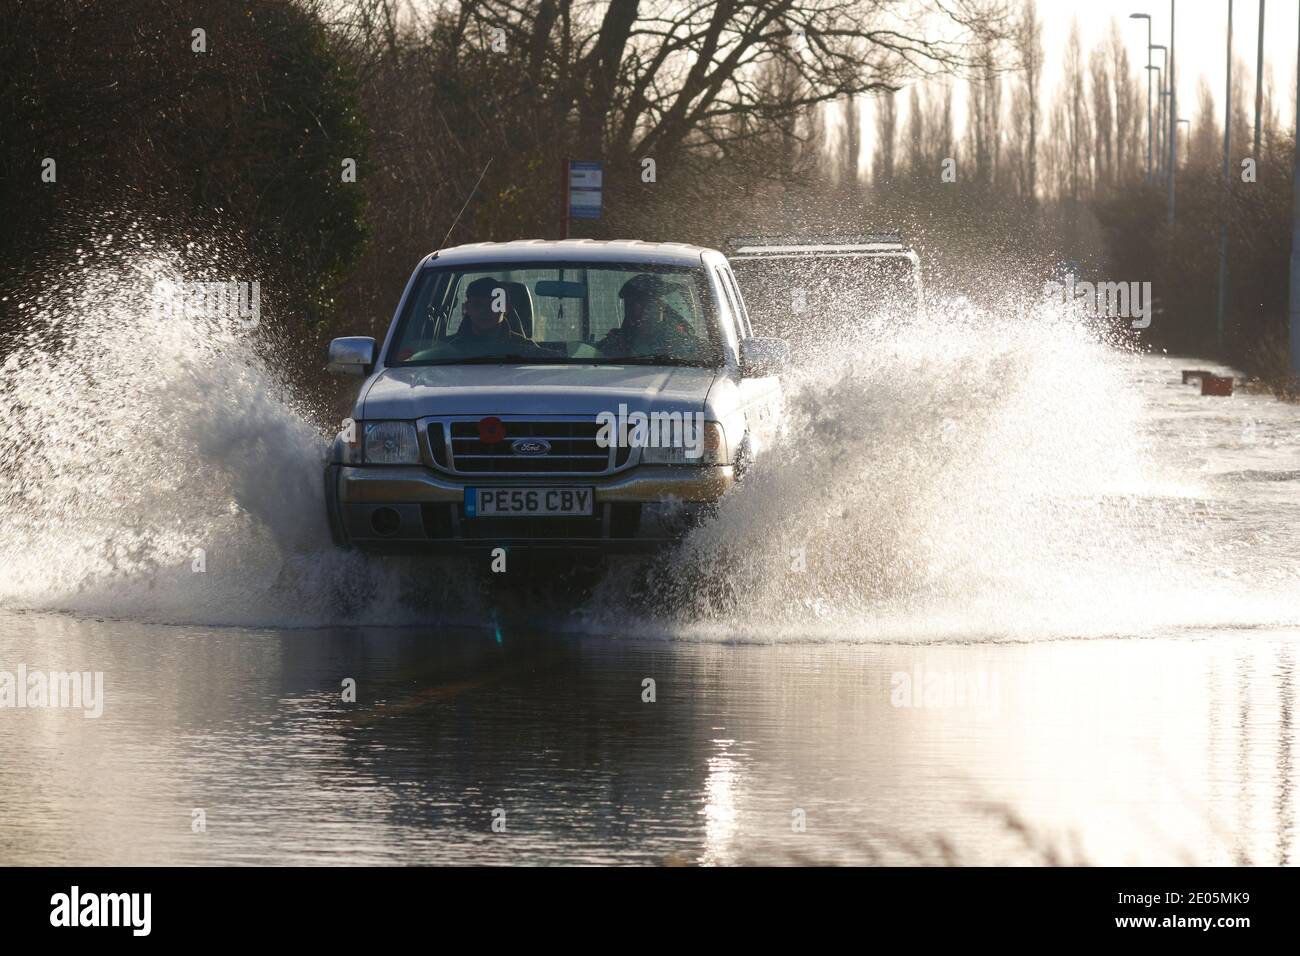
<box><xmin>851</xmin><ymin>0</ymin><xmax>1300</xmax><ymax>167</ymax></box>
<box><xmin>1047</xmin><ymin>0</ymin><xmax>1297</xmax><ymax>123</ymax></box>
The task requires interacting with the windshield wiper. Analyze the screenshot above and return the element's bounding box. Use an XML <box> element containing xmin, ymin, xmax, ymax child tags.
<box><xmin>407</xmin><ymin>353</ymin><xmax>717</xmax><ymax>367</ymax></box>
<box><xmin>423</xmin><ymin>353</ymin><xmax>567</xmax><ymax>365</ymax></box>
<box><xmin>604</xmin><ymin>354</ymin><xmax>715</xmax><ymax>367</ymax></box>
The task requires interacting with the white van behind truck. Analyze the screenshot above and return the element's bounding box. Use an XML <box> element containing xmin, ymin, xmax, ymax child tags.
<box><xmin>324</xmin><ymin>239</ymin><xmax>789</xmax><ymax>555</ymax></box>
<box><xmin>726</xmin><ymin>235</ymin><xmax>923</xmax><ymax>353</ymax></box>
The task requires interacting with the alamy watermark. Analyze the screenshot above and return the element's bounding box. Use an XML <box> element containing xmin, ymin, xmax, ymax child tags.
<box><xmin>890</xmin><ymin>666</ymin><xmax>1000</xmax><ymax>711</ymax></box>
<box><xmin>50</xmin><ymin>886</ymin><xmax>150</xmax><ymax>936</ymax></box>
<box><xmin>0</xmin><ymin>665</ymin><xmax>104</xmax><ymax>718</ymax></box>
<box><xmin>595</xmin><ymin>403</ymin><xmax>706</xmax><ymax>459</ymax></box>
<box><xmin>1046</xmin><ymin>275</ymin><xmax>1151</xmax><ymax>329</ymax></box>
<box><xmin>152</xmin><ymin>278</ymin><xmax>260</xmax><ymax>328</ymax></box>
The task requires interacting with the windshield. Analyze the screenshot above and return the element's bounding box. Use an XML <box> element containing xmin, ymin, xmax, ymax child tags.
<box><xmin>387</xmin><ymin>261</ymin><xmax>722</xmax><ymax>367</ymax></box>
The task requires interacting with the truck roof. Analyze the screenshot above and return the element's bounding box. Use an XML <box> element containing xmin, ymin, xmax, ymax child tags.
<box><xmin>726</xmin><ymin>235</ymin><xmax>917</xmax><ymax>260</ymax></box>
<box><xmin>429</xmin><ymin>239</ymin><xmax>719</xmax><ymax>268</ymax></box>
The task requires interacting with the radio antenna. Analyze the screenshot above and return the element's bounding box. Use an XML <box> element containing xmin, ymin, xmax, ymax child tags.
<box><xmin>440</xmin><ymin>158</ymin><xmax>493</xmax><ymax>250</ymax></box>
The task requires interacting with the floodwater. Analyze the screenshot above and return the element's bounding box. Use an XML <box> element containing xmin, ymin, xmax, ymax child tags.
<box><xmin>0</xmin><ymin>615</ymin><xmax>1295</xmax><ymax>865</ymax></box>
<box><xmin>0</xmin><ymin>248</ymin><xmax>1297</xmax><ymax>864</ymax></box>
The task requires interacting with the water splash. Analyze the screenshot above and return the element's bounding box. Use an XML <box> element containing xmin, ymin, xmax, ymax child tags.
<box><xmin>2</xmin><ymin>237</ymin><xmax>1297</xmax><ymax>637</ymax></box>
<box><xmin>0</xmin><ymin>235</ymin><xmax>480</xmax><ymax>626</ymax></box>
<box><xmin>582</xmin><ymin>300</ymin><xmax>1300</xmax><ymax>641</ymax></box>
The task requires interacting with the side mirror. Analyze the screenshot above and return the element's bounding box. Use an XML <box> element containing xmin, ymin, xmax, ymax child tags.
<box><xmin>328</xmin><ymin>336</ymin><xmax>376</xmax><ymax>376</ymax></box>
<box><xmin>739</xmin><ymin>336</ymin><xmax>791</xmax><ymax>377</ymax></box>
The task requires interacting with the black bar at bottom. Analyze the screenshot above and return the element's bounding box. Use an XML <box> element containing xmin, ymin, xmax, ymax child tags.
<box><xmin>0</xmin><ymin>866</ymin><xmax>1288</xmax><ymax>942</ymax></box>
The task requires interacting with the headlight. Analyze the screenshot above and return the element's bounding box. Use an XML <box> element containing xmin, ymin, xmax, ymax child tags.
<box><xmin>363</xmin><ymin>421</ymin><xmax>420</xmax><ymax>464</ymax></box>
<box><xmin>641</xmin><ymin>421</ymin><xmax>726</xmax><ymax>465</ymax></box>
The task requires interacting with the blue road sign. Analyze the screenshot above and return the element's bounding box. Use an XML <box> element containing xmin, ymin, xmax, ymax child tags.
<box><xmin>569</xmin><ymin>161</ymin><xmax>603</xmax><ymax>220</ymax></box>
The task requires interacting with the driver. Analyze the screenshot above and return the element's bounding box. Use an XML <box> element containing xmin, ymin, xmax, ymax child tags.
<box><xmin>443</xmin><ymin>277</ymin><xmax>549</xmax><ymax>358</ymax></box>
<box><xmin>597</xmin><ymin>274</ymin><xmax>700</xmax><ymax>358</ymax></box>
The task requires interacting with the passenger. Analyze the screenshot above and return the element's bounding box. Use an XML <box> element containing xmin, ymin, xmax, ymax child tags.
<box><xmin>598</xmin><ymin>274</ymin><xmax>700</xmax><ymax>358</ymax></box>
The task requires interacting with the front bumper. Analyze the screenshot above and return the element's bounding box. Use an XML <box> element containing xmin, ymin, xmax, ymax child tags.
<box><xmin>325</xmin><ymin>464</ymin><xmax>734</xmax><ymax>552</ymax></box>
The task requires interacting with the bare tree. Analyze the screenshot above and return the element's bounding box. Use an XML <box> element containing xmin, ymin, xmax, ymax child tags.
<box><xmin>750</xmin><ymin>33</ymin><xmax>826</xmax><ymax>179</ymax></box>
<box><xmin>459</xmin><ymin>0</ymin><xmax>1012</xmax><ymax>166</ymax></box>
<box><xmin>1007</xmin><ymin>80</ymin><xmax>1030</xmax><ymax>196</ymax></box>
<box><xmin>1105</xmin><ymin>17</ymin><xmax>1139</xmax><ymax>187</ymax></box>
<box><xmin>1011</xmin><ymin>0</ymin><xmax>1043</xmax><ymax>199</ymax></box>
<box><xmin>1058</xmin><ymin>19</ymin><xmax>1092</xmax><ymax>201</ymax></box>
<box><xmin>843</xmin><ymin>94</ymin><xmax>861</xmax><ymax>185</ymax></box>
<box><xmin>1260</xmin><ymin>63</ymin><xmax>1279</xmax><ymax>156</ymax></box>
<box><xmin>1230</xmin><ymin>53</ymin><xmax>1251</xmax><ymax>166</ymax></box>
<box><xmin>1190</xmin><ymin>76</ymin><xmax>1219</xmax><ymax>170</ymax></box>
<box><xmin>900</xmin><ymin>79</ymin><xmax>954</xmax><ymax>181</ymax></box>
<box><xmin>932</xmin><ymin>80</ymin><xmax>955</xmax><ymax>170</ymax></box>
<box><xmin>966</xmin><ymin>35</ymin><xmax>1001</xmax><ymax>185</ymax></box>
<box><xmin>906</xmin><ymin>84</ymin><xmax>925</xmax><ymax>179</ymax></box>
<box><xmin>872</xmin><ymin>89</ymin><xmax>898</xmax><ymax>184</ymax></box>
<box><xmin>1089</xmin><ymin>46</ymin><xmax>1113</xmax><ymax>195</ymax></box>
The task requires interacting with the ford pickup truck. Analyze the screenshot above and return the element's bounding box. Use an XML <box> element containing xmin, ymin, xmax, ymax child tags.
<box><xmin>324</xmin><ymin>239</ymin><xmax>788</xmax><ymax>554</ymax></box>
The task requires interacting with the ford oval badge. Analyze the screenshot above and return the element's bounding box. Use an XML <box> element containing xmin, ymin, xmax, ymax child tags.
<box><xmin>511</xmin><ymin>439</ymin><xmax>551</xmax><ymax>456</ymax></box>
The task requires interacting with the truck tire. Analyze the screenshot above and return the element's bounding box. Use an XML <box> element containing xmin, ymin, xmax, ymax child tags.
<box><xmin>323</xmin><ymin>464</ymin><xmax>351</xmax><ymax>549</ymax></box>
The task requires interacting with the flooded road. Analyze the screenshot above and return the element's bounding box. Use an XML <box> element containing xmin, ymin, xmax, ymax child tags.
<box><xmin>0</xmin><ymin>614</ymin><xmax>1294</xmax><ymax>865</ymax></box>
<box><xmin>0</xmin><ymin>253</ymin><xmax>1297</xmax><ymax>864</ymax></box>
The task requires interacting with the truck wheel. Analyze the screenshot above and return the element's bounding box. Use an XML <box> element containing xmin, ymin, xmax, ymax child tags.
<box><xmin>324</xmin><ymin>464</ymin><xmax>351</xmax><ymax>549</ymax></box>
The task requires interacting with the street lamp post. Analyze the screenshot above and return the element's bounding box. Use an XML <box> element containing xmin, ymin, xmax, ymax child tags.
<box><xmin>1254</xmin><ymin>1</ymin><xmax>1266</xmax><ymax>159</ymax></box>
<box><xmin>1159</xmin><ymin>45</ymin><xmax>1170</xmax><ymax>183</ymax></box>
<box><xmin>1288</xmin><ymin>1</ymin><xmax>1300</xmax><ymax>375</ymax></box>
<box><xmin>1217</xmin><ymin>0</ymin><xmax>1234</xmax><ymax>351</ymax></box>
<box><xmin>1131</xmin><ymin>13</ymin><xmax>1154</xmax><ymax>184</ymax></box>
<box><xmin>1168</xmin><ymin>0</ymin><xmax>1177</xmax><ymax>224</ymax></box>
<box><xmin>1164</xmin><ymin>92</ymin><xmax>1177</xmax><ymax>166</ymax></box>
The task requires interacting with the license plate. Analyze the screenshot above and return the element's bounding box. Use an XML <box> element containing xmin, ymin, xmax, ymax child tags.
<box><xmin>464</xmin><ymin>487</ymin><xmax>594</xmax><ymax>517</ymax></box>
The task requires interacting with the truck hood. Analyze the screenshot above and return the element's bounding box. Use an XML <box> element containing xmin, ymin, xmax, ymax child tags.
<box><xmin>361</xmin><ymin>364</ymin><xmax>720</xmax><ymax>418</ymax></box>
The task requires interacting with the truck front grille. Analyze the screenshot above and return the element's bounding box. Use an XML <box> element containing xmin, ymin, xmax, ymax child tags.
<box><xmin>434</xmin><ymin>419</ymin><xmax>631</xmax><ymax>475</ymax></box>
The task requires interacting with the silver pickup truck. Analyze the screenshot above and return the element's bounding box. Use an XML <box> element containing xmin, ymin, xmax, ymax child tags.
<box><xmin>324</xmin><ymin>239</ymin><xmax>788</xmax><ymax>554</ymax></box>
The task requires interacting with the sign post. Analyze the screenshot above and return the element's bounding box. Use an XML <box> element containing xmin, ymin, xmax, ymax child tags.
<box><xmin>565</xmin><ymin>160</ymin><xmax>603</xmax><ymax>238</ymax></box>
<box><xmin>560</xmin><ymin>158</ymin><xmax>569</xmax><ymax>239</ymax></box>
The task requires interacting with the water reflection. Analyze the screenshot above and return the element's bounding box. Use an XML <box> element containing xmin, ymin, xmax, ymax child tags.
<box><xmin>0</xmin><ymin>611</ymin><xmax>1295</xmax><ymax>865</ymax></box>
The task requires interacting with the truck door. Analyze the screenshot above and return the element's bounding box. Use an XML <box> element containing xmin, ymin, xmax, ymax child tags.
<box><xmin>715</xmin><ymin>264</ymin><xmax>782</xmax><ymax>458</ymax></box>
